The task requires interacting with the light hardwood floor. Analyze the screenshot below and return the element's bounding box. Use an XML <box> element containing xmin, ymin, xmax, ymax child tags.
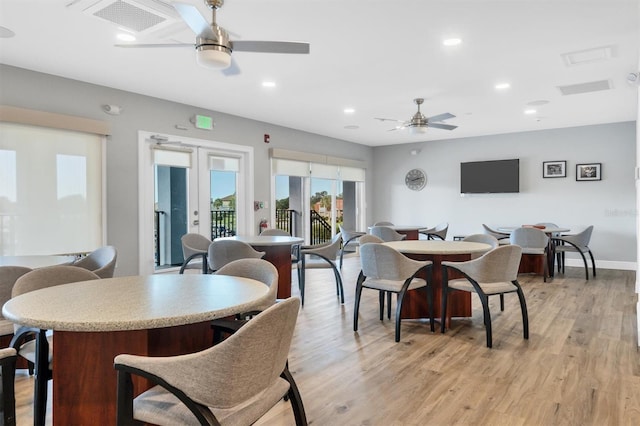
<box><xmin>14</xmin><ymin>255</ymin><xmax>640</xmax><ymax>425</ymax></box>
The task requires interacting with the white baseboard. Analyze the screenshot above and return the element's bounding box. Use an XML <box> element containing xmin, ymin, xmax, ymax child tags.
<box><xmin>562</xmin><ymin>258</ymin><xmax>636</xmax><ymax>271</ymax></box>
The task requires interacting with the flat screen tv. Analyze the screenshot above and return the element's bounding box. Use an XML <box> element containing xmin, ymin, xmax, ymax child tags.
<box><xmin>460</xmin><ymin>159</ymin><xmax>520</xmax><ymax>194</ymax></box>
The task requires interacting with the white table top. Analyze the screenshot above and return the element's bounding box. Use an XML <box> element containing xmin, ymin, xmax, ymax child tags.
<box><xmin>383</xmin><ymin>240</ymin><xmax>492</xmax><ymax>255</ymax></box>
<box><xmin>2</xmin><ymin>274</ymin><xmax>270</xmax><ymax>332</ymax></box>
<box><xmin>497</xmin><ymin>226</ymin><xmax>569</xmax><ymax>234</ymax></box>
<box><xmin>215</xmin><ymin>235</ymin><xmax>304</xmax><ymax>246</ymax></box>
<box><xmin>0</xmin><ymin>255</ymin><xmax>75</xmax><ymax>269</ymax></box>
<box><xmin>368</xmin><ymin>225</ymin><xmax>428</xmax><ymax>231</ymax></box>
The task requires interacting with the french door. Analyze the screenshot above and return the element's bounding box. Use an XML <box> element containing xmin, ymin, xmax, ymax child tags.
<box><xmin>139</xmin><ymin>132</ymin><xmax>253</xmax><ymax>274</ymax></box>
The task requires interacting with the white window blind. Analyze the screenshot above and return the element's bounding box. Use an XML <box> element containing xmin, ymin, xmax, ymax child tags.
<box><xmin>272</xmin><ymin>158</ymin><xmax>310</xmax><ymax>177</ymax></box>
<box><xmin>340</xmin><ymin>166</ymin><xmax>366</xmax><ymax>182</ymax></box>
<box><xmin>310</xmin><ymin>163</ymin><xmax>339</xmax><ymax>180</ymax></box>
<box><xmin>208</xmin><ymin>155</ymin><xmax>239</xmax><ymax>172</ymax></box>
<box><xmin>152</xmin><ymin>146</ymin><xmax>192</xmax><ymax>168</ymax></box>
<box><xmin>0</xmin><ymin>122</ymin><xmax>103</xmax><ymax>255</ymax></box>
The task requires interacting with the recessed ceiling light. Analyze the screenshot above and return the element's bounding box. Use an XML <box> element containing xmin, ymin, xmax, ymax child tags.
<box><xmin>262</xmin><ymin>81</ymin><xmax>276</xmax><ymax>88</ymax></box>
<box><xmin>443</xmin><ymin>38</ymin><xmax>462</xmax><ymax>47</ymax></box>
<box><xmin>343</xmin><ymin>108</ymin><xmax>355</xmax><ymax>114</ymax></box>
<box><xmin>527</xmin><ymin>100</ymin><xmax>550</xmax><ymax>106</ymax></box>
<box><xmin>524</xmin><ymin>109</ymin><xmax>537</xmax><ymax>115</ymax></box>
<box><xmin>495</xmin><ymin>83</ymin><xmax>511</xmax><ymax>90</ymax></box>
<box><xmin>116</xmin><ymin>33</ymin><xmax>136</xmax><ymax>42</ymax></box>
<box><xmin>344</xmin><ymin>125</ymin><xmax>359</xmax><ymax>130</ymax></box>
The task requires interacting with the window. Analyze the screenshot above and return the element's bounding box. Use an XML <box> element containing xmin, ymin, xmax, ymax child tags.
<box><xmin>0</xmin><ymin>122</ymin><xmax>104</xmax><ymax>255</ymax></box>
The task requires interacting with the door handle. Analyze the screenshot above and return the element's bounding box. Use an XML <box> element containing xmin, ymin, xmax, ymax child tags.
<box><xmin>193</xmin><ymin>220</ymin><xmax>199</xmax><ymax>226</ymax></box>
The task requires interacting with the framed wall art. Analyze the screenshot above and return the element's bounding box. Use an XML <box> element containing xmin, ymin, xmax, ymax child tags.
<box><xmin>542</xmin><ymin>161</ymin><xmax>566</xmax><ymax>178</ymax></box>
<box><xmin>576</xmin><ymin>163</ymin><xmax>601</xmax><ymax>181</ymax></box>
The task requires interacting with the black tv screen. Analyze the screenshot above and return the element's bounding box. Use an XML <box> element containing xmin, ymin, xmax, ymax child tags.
<box><xmin>460</xmin><ymin>159</ymin><xmax>520</xmax><ymax>193</ymax></box>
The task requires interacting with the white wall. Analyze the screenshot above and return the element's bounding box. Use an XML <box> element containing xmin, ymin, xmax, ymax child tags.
<box><xmin>372</xmin><ymin>122</ymin><xmax>637</xmax><ymax>268</ymax></box>
<box><xmin>0</xmin><ymin>65</ymin><xmax>374</xmax><ymax>275</ymax></box>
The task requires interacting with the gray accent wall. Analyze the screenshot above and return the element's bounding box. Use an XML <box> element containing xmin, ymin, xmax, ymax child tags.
<box><xmin>0</xmin><ymin>65</ymin><xmax>373</xmax><ymax>275</ymax></box>
<box><xmin>371</xmin><ymin>122</ymin><xmax>637</xmax><ymax>266</ymax></box>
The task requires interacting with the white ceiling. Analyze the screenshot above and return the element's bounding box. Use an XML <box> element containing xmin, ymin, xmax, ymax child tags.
<box><xmin>1</xmin><ymin>0</ymin><xmax>638</xmax><ymax>147</ymax></box>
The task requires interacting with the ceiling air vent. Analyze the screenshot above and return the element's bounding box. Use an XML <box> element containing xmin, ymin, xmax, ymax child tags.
<box><xmin>68</xmin><ymin>0</ymin><xmax>179</xmax><ymax>35</ymax></box>
<box><xmin>561</xmin><ymin>46</ymin><xmax>615</xmax><ymax>67</ymax></box>
<box><xmin>557</xmin><ymin>80</ymin><xmax>612</xmax><ymax>96</ymax></box>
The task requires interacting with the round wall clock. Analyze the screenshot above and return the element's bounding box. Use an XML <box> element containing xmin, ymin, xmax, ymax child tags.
<box><xmin>405</xmin><ymin>168</ymin><xmax>427</xmax><ymax>191</ymax></box>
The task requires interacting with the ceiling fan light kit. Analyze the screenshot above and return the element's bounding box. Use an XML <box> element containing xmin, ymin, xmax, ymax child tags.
<box><xmin>196</xmin><ymin>45</ymin><xmax>231</xmax><ymax>69</ymax></box>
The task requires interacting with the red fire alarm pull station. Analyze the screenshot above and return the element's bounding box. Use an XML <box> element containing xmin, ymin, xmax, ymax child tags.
<box><xmin>264</xmin><ymin>134</ymin><xmax>270</xmax><ymax>143</ymax></box>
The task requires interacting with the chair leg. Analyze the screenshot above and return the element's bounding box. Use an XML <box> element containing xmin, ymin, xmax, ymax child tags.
<box><xmin>477</xmin><ymin>294</ymin><xmax>492</xmax><ymax>348</ymax></box>
<box><xmin>394</xmin><ymin>290</ymin><xmax>405</xmax><ymax>342</ymax></box>
<box><xmin>441</xmin><ymin>267</ymin><xmax>449</xmax><ymax>333</ymax></box>
<box><xmin>387</xmin><ymin>292</ymin><xmax>392</xmax><ymax>319</ymax></box>
<box><xmin>427</xmin><ymin>283</ymin><xmax>435</xmax><ymax>332</ymax></box>
<box><xmin>499</xmin><ymin>294</ymin><xmax>505</xmax><ymax>311</ymax></box>
<box><xmin>332</xmin><ymin>265</ymin><xmax>344</xmax><ymax>304</ymax></box>
<box><xmin>1</xmin><ymin>354</ymin><xmax>16</xmax><ymax>426</ymax></box>
<box><xmin>378</xmin><ymin>291</ymin><xmax>384</xmax><ymax>321</ymax></box>
<box><xmin>300</xmin><ymin>259</ymin><xmax>306</xmax><ymax>306</ymax></box>
<box><xmin>543</xmin><ymin>253</ymin><xmax>548</xmax><ymax>283</ymax></box>
<box><xmin>354</xmin><ymin>272</ymin><xmax>364</xmax><ymax>331</ymax></box>
<box><xmin>34</xmin><ymin>331</ymin><xmax>49</xmax><ymax>426</ymax></box>
<box><xmin>578</xmin><ymin>251</ymin><xmax>589</xmax><ymax>280</ymax></box>
<box><xmin>588</xmin><ymin>250</ymin><xmax>596</xmax><ymax>277</ymax></box>
<box><xmin>515</xmin><ymin>285</ymin><xmax>529</xmax><ymax>340</ymax></box>
<box><xmin>282</xmin><ymin>368</ymin><xmax>308</xmax><ymax>426</ymax></box>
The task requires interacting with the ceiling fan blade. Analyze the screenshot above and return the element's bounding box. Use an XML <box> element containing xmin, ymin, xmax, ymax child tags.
<box><xmin>222</xmin><ymin>57</ymin><xmax>241</xmax><ymax>76</ymax></box>
<box><xmin>115</xmin><ymin>43</ymin><xmax>194</xmax><ymax>48</ymax></box>
<box><xmin>428</xmin><ymin>123</ymin><xmax>458</xmax><ymax>130</ymax></box>
<box><xmin>375</xmin><ymin>117</ymin><xmax>404</xmax><ymax>123</ymax></box>
<box><xmin>172</xmin><ymin>2</ymin><xmax>214</xmax><ymax>38</ymax></box>
<box><xmin>231</xmin><ymin>40</ymin><xmax>310</xmax><ymax>54</ymax></box>
<box><xmin>427</xmin><ymin>112</ymin><xmax>455</xmax><ymax>122</ymax></box>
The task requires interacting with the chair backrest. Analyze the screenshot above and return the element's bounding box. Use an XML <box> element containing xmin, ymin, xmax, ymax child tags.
<box><xmin>369</xmin><ymin>226</ymin><xmax>405</xmax><ymax>242</ymax></box>
<box><xmin>214</xmin><ymin>258</ymin><xmax>279</xmax><ymax>311</ymax></box>
<box><xmin>358</xmin><ymin>234</ymin><xmax>385</xmax><ymax>245</ymax></box>
<box><xmin>125</xmin><ymin>297</ymin><xmax>301</xmax><ymax>409</ymax></box>
<box><xmin>373</xmin><ymin>221</ymin><xmax>394</xmax><ymax>226</ymax></box>
<box><xmin>447</xmin><ymin>245</ymin><xmax>523</xmax><ymax>283</ymax></box>
<box><xmin>509</xmin><ymin>227</ymin><xmax>548</xmax><ymax>249</ymax></box>
<box><xmin>181</xmin><ymin>233</ymin><xmax>212</xmax><ymax>259</ymax></box>
<box><xmin>359</xmin><ymin>243</ymin><xmax>429</xmax><ymax>280</ymax></box>
<box><xmin>563</xmin><ymin>225</ymin><xmax>594</xmax><ymax>248</ymax></box>
<box><xmin>482</xmin><ymin>224</ymin><xmax>509</xmax><ymax>239</ymax></box>
<box><xmin>0</xmin><ymin>266</ymin><xmax>32</xmax><ymax>320</ymax></box>
<box><xmin>463</xmin><ymin>233</ymin><xmax>499</xmax><ymax>249</ymax></box>
<box><xmin>207</xmin><ymin>240</ymin><xmax>265</xmax><ymax>271</ymax></box>
<box><xmin>73</xmin><ymin>246</ymin><xmax>117</xmax><ymax>278</ymax></box>
<box><xmin>430</xmin><ymin>222</ymin><xmax>449</xmax><ymax>240</ymax></box>
<box><xmin>259</xmin><ymin>228</ymin><xmax>291</xmax><ymax>237</ymax></box>
<box><xmin>339</xmin><ymin>225</ymin><xmax>362</xmax><ymax>242</ymax></box>
<box><xmin>12</xmin><ymin>265</ymin><xmax>100</xmax><ymax>333</ymax></box>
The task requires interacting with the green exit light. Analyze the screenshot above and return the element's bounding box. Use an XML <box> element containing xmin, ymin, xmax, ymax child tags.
<box><xmin>194</xmin><ymin>115</ymin><xmax>213</xmax><ymax>130</ymax></box>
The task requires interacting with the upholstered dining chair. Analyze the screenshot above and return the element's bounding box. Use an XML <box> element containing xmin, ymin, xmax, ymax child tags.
<box><xmin>482</xmin><ymin>224</ymin><xmax>510</xmax><ymax>245</ymax></box>
<box><xmin>339</xmin><ymin>225</ymin><xmax>366</xmax><ymax>269</ymax></box>
<box><xmin>72</xmin><ymin>245</ymin><xmax>117</xmax><ymax>278</ymax></box>
<box><xmin>463</xmin><ymin>233</ymin><xmax>499</xmax><ymax>248</ymax></box>
<box><xmin>510</xmin><ymin>227</ymin><xmax>549</xmax><ymax>282</ymax></box>
<box><xmin>441</xmin><ymin>245</ymin><xmax>528</xmax><ymax>348</ymax></box>
<box><xmin>210</xmin><ymin>258</ymin><xmax>279</xmax><ymax>343</ymax></box>
<box><xmin>0</xmin><ymin>266</ymin><xmax>31</xmax><ymax>340</ymax></box>
<box><xmin>10</xmin><ymin>265</ymin><xmax>100</xmax><ymax>424</ymax></box>
<box><xmin>373</xmin><ymin>221</ymin><xmax>394</xmax><ymax>226</ymax></box>
<box><xmin>354</xmin><ymin>243</ymin><xmax>434</xmax><ymax>342</ymax></box>
<box><xmin>420</xmin><ymin>222</ymin><xmax>449</xmax><ymax>240</ymax></box>
<box><xmin>179</xmin><ymin>233</ymin><xmax>212</xmax><ymax>274</ymax></box>
<box><xmin>553</xmin><ymin>225</ymin><xmax>596</xmax><ymax>280</ymax></box>
<box><xmin>358</xmin><ymin>234</ymin><xmax>385</xmax><ymax>245</ymax></box>
<box><xmin>369</xmin><ymin>226</ymin><xmax>405</xmax><ymax>242</ymax></box>
<box><xmin>115</xmin><ymin>297</ymin><xmax>307</xmax><ymax>426</ymax></box>
<box><xmin>207</xmin><ymin>240</ymin><xmax>265</xmax><ymax>273</ymax></box>
<box><xmin>299</xmin><ymin>233</ymin><xmax>343</xmax><ymax>306</ymax></box>
<box><xmin>0</xmin><ymin>347</ymin><xmax>17</xmax><ymax>426</ymax></box>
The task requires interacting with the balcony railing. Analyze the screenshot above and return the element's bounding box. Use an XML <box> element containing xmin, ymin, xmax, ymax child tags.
<box><xmin>211</xmin><ymin>210</ymin><xmax>236</xmax><ymax>239</ymax></box>
<box><xmin>310</xmin><ymin>210</ymin><xmax>332</xmax><ymax>245</ymax></box>
<box><xmin>275</xmin><ymin>209</ymin><xmax>295</xmax><ymax>235</ymax></box>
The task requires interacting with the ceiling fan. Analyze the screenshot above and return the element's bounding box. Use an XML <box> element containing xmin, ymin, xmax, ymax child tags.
<box><xmin>375</xmin><ymin>98</ymin><xmax>457</xmax><ymax>134</ymax></box>
<box><xmin>115</xmin><ymin>0</ymin><xmax>310</xmax><ymax>76</ymax></box>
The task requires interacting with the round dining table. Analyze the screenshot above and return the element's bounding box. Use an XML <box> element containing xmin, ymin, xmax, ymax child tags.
<box><xmin>2</xmin><ymin>274</ymin><xmax>271</xmax><ymax>425</ymax></box>
<box><xmin>382</xmin><ymin>240</ymin><xmax>492</xmax><ymax>323</ymax></box>
<box><xmin>215</xmin><ymin>235</ymin><xmax>304</xmax><ymax>299</ymax></box>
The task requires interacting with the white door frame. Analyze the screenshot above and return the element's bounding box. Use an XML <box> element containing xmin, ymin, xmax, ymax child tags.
<box><xmin>138</xmin><ymin>131</ymin><xmax>254</xmax><ymax>275</ymax></box>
